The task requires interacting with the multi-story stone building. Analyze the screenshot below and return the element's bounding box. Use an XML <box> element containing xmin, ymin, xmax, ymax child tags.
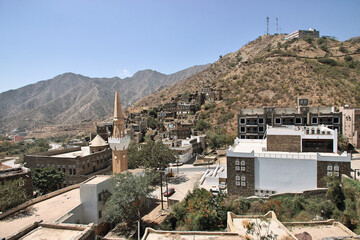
<box><xmin>340</xmin><ymin>106</ymin><xmax>360</xmax><ymax>148</ymax></box>
<box><xmin>285</xmin><ymin>28</ymin><xmax>320</xmax><ymax>40</ymax></box>
<box><xmin>238</xmin><ymin>98</ymin><xmax>342</xmax><ymax>139</ymax></box>
<box><xmin>24</xmin><ymin>136</ymin><xmax>112</xmax><ymax>186</ymax></box>
<box><xmin>169</xmin><ymin>122</ymin><xmax>192</xmax><ymax>140</ymax></box>
<box><xmin>227</xmin><ymin>125</ymin><xmax>351</xmax><ymax>197</ymax></box>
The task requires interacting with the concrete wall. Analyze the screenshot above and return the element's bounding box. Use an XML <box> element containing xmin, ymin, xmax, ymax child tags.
<box><xmin>80</xmin><ymin>177</ymin><xmax>112</xmax><ymax>225</ymax></box>
<box><xmin>255</xmin><ymin>157</ymin><xmax>317</xmax><ymax>194</ymax></box>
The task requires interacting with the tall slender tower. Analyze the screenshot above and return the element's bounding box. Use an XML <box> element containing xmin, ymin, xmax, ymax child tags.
<box><xmin>108</xmin><ymin>91</ymin><xmax>130</xmax><ymax>174</ymax></box>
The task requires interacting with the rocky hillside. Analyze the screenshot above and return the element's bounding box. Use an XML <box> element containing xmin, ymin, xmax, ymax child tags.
<box><xmin>132</xmin><ymin>34</ymin><xmax>360</xmax><ymax>133</ymax></box>
<box><xmin>0</xmin><ymin>64</ymin><xmax>209</xmax><ymax>131</ymax></box>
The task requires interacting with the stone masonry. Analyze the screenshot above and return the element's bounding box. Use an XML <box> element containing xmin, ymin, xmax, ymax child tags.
<box><xmin>267</xmin><ymin>135</ymin><xmax>301</xmax><ymax>152</ymax></box>
<box><xmin>227</xmin><ymin>156</ymin><xmax>255</xmax><ymax>197</ymax></box>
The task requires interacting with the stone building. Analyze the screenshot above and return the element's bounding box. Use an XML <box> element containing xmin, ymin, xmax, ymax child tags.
<box><xmin>238</xmin><ymin>97</ymin><xmax>342</xmax><ymax>139</ymax></box>
<box><xmin>24</xmin><ymin>144</ymin><xmax>112</xmax><ymax>187</ymax></box>
<box><xmin>169</xmin><ymin>122</ymin><xmax>192</xmax><ymax>140</ymax></box>
<box><xmin>340</xmin><ymin>106</ymin><xmax>360</xmax><ymax>148</ymax></box>
<box><xmin>227</xmin><ymin>125</ymin><xmax>350</xmax><ymax>197</ymax></box>
<box><xmin>285</xmin><ymin>28</ymin><xmax>320</xmax><ymax>40</ymax></box>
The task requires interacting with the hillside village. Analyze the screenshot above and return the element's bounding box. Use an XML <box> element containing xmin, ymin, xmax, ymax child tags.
<box><xmin>1</xmin><ymin>28</ymin><xmax>360</xmax><ymax>240</ymax></box>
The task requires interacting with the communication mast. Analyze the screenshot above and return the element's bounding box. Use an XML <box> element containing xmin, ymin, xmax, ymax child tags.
<box><xmin>276</xmin><ymin>17</ymin><xmax>278</xmax><ymax>34</ymax></box>
<box><xmin>266</xmin><ymin>16</ymin><xmax>269</xmax><ymax>35</ymax></box>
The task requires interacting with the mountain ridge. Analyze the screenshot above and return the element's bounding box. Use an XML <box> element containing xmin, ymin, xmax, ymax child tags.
<box><xmin>0</xmin><ymin>64</ymin><xmax>210</xmax><ymax>131</ymax></box>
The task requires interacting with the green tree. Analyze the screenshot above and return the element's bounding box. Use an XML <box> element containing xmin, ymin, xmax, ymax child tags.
<box><xmin>127</xmin><ymin>140</ymin><xmax>141</xmax><ymax>169</ymax></box>
<box><xmin>147</xmin><ymin>116</ymin><xmax>158</xmax><ymax>129</ymax></box>
<box><xmin>206</xmin><ymin>129</ymin><xmax>228</xmax><ymax>151</ymax></box>
<box><xmin>32</xmin><ymin>167</ymin><xmax>65</xmax><ymax>195</ymax></box>
<box><xmin>326</xmin><ymin>176</ymin><xmax>345</xmax><ymax>211</ymax></box>
<box><xmin>103</xmin><ymin>172</ymin><xmax>154</xmax><ymax>225</ymax></box>
<box><xmin>0</xmin><ymin>178</ymin><xmax>27</xmax><ymax>211</ymax></box>
<box><xmin>195</xmin><ymin>119</ymin><xmax>212</xmax><ymax>132</ymax></box>
<box><xmin>136</xmin><ymin>140</ymin><xmax>177</xmax><ymax>170</ymax></box>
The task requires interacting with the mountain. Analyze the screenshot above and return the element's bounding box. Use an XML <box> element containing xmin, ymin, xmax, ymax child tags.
<box><xmin>0</xmin><ymin>64</ymin><xmax>210</xmax><ymax>131</ymax></box>
<box><xmin>131</xmin><ymin>34</ymin><xmax>360</xmax><ymax>132</ymax></box>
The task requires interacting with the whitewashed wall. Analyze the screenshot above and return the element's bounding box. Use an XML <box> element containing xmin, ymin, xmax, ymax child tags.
<box><xmin>255</xmin><ymin>157</ymin><xmax>317</xmax><ymax>193</ymax></box>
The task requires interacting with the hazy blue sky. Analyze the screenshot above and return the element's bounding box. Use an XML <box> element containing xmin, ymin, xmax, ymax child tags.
<box><xmin>0</xmin><ymin>0</ymin><xmax>359</xmax><ymax>93</ymax></box>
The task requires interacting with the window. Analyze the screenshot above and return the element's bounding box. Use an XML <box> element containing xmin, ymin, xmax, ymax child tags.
<box><xmin>98</xmin><ymin>210</ymin><xmax>102</xmax><ymax>219</ymax></box>
<box><xmin>241</xmin><ymin>175</ymin><xmax>246</xmax><ymax>181</ymax></box>
<box><xmin>334</xmin><ymin>172</ymin><xmax>339</xmax><ymax>177</ymax></box>
<box><xmin>69</xmin><ymin>169</ymin><xmax>72</xmax><ymax>175</ymax></box>
<box><xmin>235</xmin><ymin>166</ymin><xmax>240</xmax><ymax>171</ymax></box>
<box><xmin>240</xmin><ymin>127</ymin><xmax>246</xmax><ymax>133</ymax></box>
<box><xmin>235</xmin><ymin>160</ymin><xmax>240</xmax><ymax>165</ymax></box>
<box><xmin>236</xmin><ymin>181</ymin><xmax>241</xmax><ymax>186</ymax></box>
<box><xmin>241</xmin><ymin>167</ymin><xmax>246</xmax><ymax>171</ymax></box>
<box><xmin>333</xmin><ymin>117</ymin><xmax>339</xmax><ymax>124</ymax></box>
<box><xmin>259</xmin><ymin>118</ymin><xmax>264</xmax><ymax>124</ymax></box>
<box><xmin>236</xmin><ymin>175</ymin><xmax>240</xmax><ymax>180</ymax></box>
<box><xmin>98</xmin><ymin>193</ymin><xmax>103</xmax><ymax>201</ymax></box>
<box><xmin>312</xmin><ymin>117</ymin><xmax>318</xmax><ymax>124</ymax></box>
<box><xmin>327</xmin><ymin>172</ymin><xmax>333</xmax><ymax>176</ymax></box>
<box><xmin>241</xmin><ymin>160</ymin><xmax>245</xmax><ymax>166</ymax></box>
<box><xmin>334</xmin><ymin>165</ymin><xmax>339</xmax><ymax>171</ymax></box>
<box><xmin>275</xmin><ymin>118</ymin><xmax>281</xmax><ymax>124</ymax></box>
<box><xmin>241</xmin><ymin>182</ymin><xmax>246</xmax><ymax>186</ymax></box>
<box><xmin>327</xmin><ymin>165</ymin><xmax>333</xmax><ymax>171</ymax></box>
<box><xmin>240</xmin><ymin>118</ymin><xmax>246</xmax><ymax>124</ymax></box>
<box><xmin>73</xmin><ymin>169</ymin><xmax>76</xmax><ymax>175</ymax></box>
<box><xmin>259</xmin><ymin>126</ymin><xmax>264</xmax><ymax>132</ymax></box>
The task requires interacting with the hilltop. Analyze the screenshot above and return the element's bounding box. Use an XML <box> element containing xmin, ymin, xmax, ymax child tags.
<box><xmin>131</xmin><ymin>34</ymin><xmax>360</xmax><ymax>133</ymax></box>
<box><xmin>0</xmin><ymin>64</ymin><xmax>209</xmax><ymax>132</ymax></box>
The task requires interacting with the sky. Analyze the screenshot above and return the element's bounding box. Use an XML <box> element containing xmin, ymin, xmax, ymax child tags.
<box><xmin>0</xmin><ymin>0</ymin><xmax>359</xmax><ymax>93</ymax></box>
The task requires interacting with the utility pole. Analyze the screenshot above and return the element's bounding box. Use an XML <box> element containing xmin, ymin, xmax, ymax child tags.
<box><xmin>160</xmin><ymin>171</ymin><xmax>163</xmax><ymax>210</ymax></box>
<box><xmin>266</xmin><ymin>16</ymin><xmax>269</xmax><ymax>35</ymax></box>
<box><xmin>166</xmin><ymin>174</ymin><xmax>169</xmax><ymax>209</ymax></box>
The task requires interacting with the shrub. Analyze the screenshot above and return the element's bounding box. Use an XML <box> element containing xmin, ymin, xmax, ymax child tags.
<box><xmin>318</xmin><ymin>58</ymin><xmax>337</xmax><ymax>66</ymax></box>
<box><xmin>320</xmin><ymin>43</ymin><xmax>328</xmax><ymax>52</ymax></box>
<box><xmin>345</xmin><ymin>55</ymin><xmax>353</xmax><ymax>62</ymax></box>
<box><xmin>303</xmin><ymin>36</ymin><xmax>314</xmax><ymax>44</ymax></box>
<box><xmin>339</xmin><ymin>46</ymin><xmax>348</xmax><ymax>53</ymax></box>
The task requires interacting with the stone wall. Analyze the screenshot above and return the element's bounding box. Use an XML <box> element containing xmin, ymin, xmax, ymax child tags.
<box><xmin>267</xmin><ymin>135</ymin><xmax>301</xmax><ymax>152</ymax></box>
<box><xmin>317</xmin><ymin>161</ymin><xmax>351</xmax><ymax>187</ymax></box>
<box><xmin>227</xmin><ymin>156</ymin><xmax>255</xmax><ymax>197</ymax></box>
<box><xmin>24</xmin><ymin>148</ymin><xmax>112</xmax><ymax>186</ymax></box>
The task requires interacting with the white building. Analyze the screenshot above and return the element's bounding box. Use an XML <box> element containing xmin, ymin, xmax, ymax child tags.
<box><xmin>227</xmin><ymin>125</ymin><xmax>351</xmax><ymax>197</ymax></box>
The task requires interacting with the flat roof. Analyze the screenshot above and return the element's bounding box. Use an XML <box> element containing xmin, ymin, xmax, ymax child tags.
<box><xmin>20</xmin><ymin>226</ymin><xmax>85</xmax><ymax>240</ymax></box>
<box><xmin>143</xmin><ymin>229</ymin><xmax>241</xmax><ymax>240</ymax></box>
<box><xmin>84</xmin><ymin>175</ymin><xmax>111</xmax><ymax>185</ymax></box>
<box><xmin>0</xmin><ymin>188</ymin><xmax>80</xmax><ymax>239</ymax></box>
<box><xmin>52</xmin><ymin>150</ymin><xmax>90</xmax><ymax>158</ymax></box>
<box><xmin>287</xmin><ymin>223</ymin><xmax>355</xmax><ymax>239</ymax></box>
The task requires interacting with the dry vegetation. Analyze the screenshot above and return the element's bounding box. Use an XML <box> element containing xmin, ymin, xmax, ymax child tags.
<box><xmin>131</xmin><ymin>34</ymin><xmax>360</xmax><ymax>133</ymax></box>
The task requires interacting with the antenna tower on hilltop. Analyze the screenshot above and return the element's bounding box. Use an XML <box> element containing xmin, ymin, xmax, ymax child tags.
<box><xmin>266</xmin><ymin>16</ymin><xmax>269</xmax><ymax>35</ymax></box>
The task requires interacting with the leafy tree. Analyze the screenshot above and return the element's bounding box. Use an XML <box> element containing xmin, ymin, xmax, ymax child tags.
<box><xmin>127</xmin><ymin>140</ymin><xmax>141</xmax><ymax>169</ymax></box>
<box><xmin>195</xmin><ymin>119</ymin><xmax>212</xmax><ymax>132</ymax></box>
<box><xmin>206</xmin><ymin>128</ymin><xmax>228</xmax><ymax>151</ymax></box>
<box><xmin>0</xmin><ymin>178</ymin><xmax>27</xmax><ymax>211</ymax></box>
<box><xmin>147</xmin><ymin>116</ymin><xmax>157</xmax><ymax>129</ymax></box>
<box><xmin>162</xmin><ymin>188</ymin><xmax>228</xmax><ymax>231</ymax></box>
<box><xmin>326</xmin><ymin>176</ymin><xmax>345</xmax><ymax>211</ymax></box>
<box><xmin>135</xmin><ymin>140</ymin><xmax>177</xmax><ymax>170</ymax></box>
<box><xmin>32</xmin><ymin>167</ymin><xmax>65</xmax><ymax>195</ymax></box>
<box><xmin>103</xmin><ymin>172</ymin><xmax>154</xmax><ymax>225</ymax></box>
<box><xmin>148</xmin><ymin>108</ymin><xmax>158</xmax><ymax>118</ymax></box>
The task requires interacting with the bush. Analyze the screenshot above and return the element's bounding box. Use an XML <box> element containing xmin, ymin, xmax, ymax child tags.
<box><xmin>303</xmin><ymin>36</ymin><xmax>314</xmax><ymax>44</ymax></box>
<box><xmin>339</xmin><ymin>46</ymin><xmax>348</xmax><ymax>53</ymax></box>
<box><xmin>320</xmin><ymin>43</ymin><xmax>328</xmax><ymax>52</ymax></box>
<box><xmin>345</xmin><ymin>56</ymin><xmax>353</xmax><ymax>62</ymax></box>
<box><xmin>318</xmin><ymin>58</ymin><xmax>337</xmax><ymax>66</ymax></box>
